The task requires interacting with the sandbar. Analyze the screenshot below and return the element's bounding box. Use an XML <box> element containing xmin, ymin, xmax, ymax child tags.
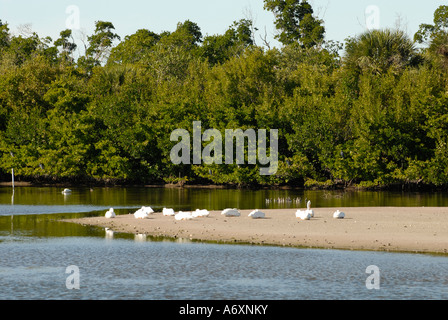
<box><xmin>65</xmin><ymin>207</ymin><xmax>448</xmax><ymax>254</ymax></box>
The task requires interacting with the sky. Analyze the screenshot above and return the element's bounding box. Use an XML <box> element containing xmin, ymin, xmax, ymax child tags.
<box><xmin>0</xmin><ymin>0</ymin><xmax>446</xmax><ymax>54</ymax></box>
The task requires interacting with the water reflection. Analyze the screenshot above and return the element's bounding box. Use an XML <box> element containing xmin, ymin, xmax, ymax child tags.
<box><xmin>2</xmin><ymin>187</ymin><xmax>448</xmax><ymax>213</ymax></box>
<box><xmin>105</xmin><ymin>228</ymin><xmax>115</xmax><ymax>240</ymax></box>
<box><xmin>1</xmin><ymin>186</ymin><xmax>448</xmax><ymax>241</ymax></box>
<box><xmin>1</xmin><ymin>186</ymin><xmax>448</xmax><ymax>300</ymax></box>
<box><xmin>134</xmin><ymin>233</ymin><xmax>147</xmax><ymax>242</ymax></box>
<box><xmin>0</xmin><ymin>236</ymin><xmax>447</xmax><ymax>300</ymax></box>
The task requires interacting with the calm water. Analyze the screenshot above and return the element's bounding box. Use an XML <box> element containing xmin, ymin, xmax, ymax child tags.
<box><xmin>1</xmin><ymin>186</ymin><xmax>448</xmax><ymax>300</ymax></box>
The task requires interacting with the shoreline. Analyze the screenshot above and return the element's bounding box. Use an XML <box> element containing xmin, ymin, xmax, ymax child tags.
<box><xmin>1</xmin><ymin>180</ymin><xmax>448</xmax><ymax>192</ymax></box>
<box><xmin>65</xmin><ymin>207</ymin><xmax>448</xmax><ymax>255</ymax></box>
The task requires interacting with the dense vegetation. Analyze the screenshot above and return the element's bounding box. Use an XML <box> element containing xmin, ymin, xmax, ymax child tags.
<box><xmin>1</xmin><ymin>2</ymin><xmax>448</xmax><ymax>189</ymax></box>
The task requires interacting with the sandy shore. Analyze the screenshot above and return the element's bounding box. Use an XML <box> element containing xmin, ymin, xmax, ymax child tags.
<box><xmin>65</xmin><ymin>207</ymin><xmax>448</xmax><ymax>254</ymax></box>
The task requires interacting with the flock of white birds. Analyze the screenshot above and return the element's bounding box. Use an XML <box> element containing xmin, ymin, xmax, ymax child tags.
<box><xmin>102</xmin><ymin>201</ymin><xmax>345</xmax><ymax>221</ymax></box>
<box><xmin>62</xmin><ymin>189</ymin><xmax>345</xmax><ymax>221</ymax></box>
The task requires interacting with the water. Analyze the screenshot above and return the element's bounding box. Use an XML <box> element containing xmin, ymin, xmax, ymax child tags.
<box><xmin>1</xmin><ymin>187</ymin><xmax>448</xmax><ymax>300</ymax></box>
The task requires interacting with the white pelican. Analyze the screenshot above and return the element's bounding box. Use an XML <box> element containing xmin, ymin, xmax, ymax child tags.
<box><xmin>296</xmin><ymin>209</ymin><xmax>311</xmax><ymax>220</ymax></box>
<box><xmin>333</xmin><ymin>210</ymin><xmax>345</xmax><ymax>219</ymax></box>
<box><xmin>221</xmin><ymin>208</ymin><xmax>241</xmax><ymax>217</ymax></box>
<box><xmin>163</xmin><ymin>208</ymin><xmax>176</xmax><ymax>216</ymax></box>
<box><xmin>306</xmin><ymin>200</ymin><xmax>314</xmax><ymax>218</ymax></box>
<box><xmin>62</xmin><ymin>189</ymin><xmax>72</xmax><ymax>194</ymax></box>
<box><xmin>175</xmin><ymin>211</ymin><xmax>194</xmax><ymax>221</ymax></box>
<box><xmin>141</xmin><ymin>206</ymin><xmax>154</xmax><ymax>214</ymax></box>
<box><xmin>105</xmin><ymin>208</ymin><xmax>116</xmax><ymax>219</ymax></box>
<box><xmin>193</xmin><ymin>209</ymin><xmax>210</xmax><ymax>218</ymax></box>
<box><xmin>248</xmin><ymin>209</ymin><xmax>265</xmax><ymax>219</ymax></box>
<box><xmin>134</xmin><ymin>207</ymin><xmax>151</xmax><ymax>219</ymax></box>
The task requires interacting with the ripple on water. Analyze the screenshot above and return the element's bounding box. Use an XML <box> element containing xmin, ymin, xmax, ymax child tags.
<box><xmin>0</xmin><ymin>237</ymin><xmax>447</xmax><ymax>300</ymax></box>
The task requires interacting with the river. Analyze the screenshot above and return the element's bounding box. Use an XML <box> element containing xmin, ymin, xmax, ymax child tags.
<box><xmin>0</xmin><ymin>187</ymin><xmax>447</xmax><ymax>300</ymax></box>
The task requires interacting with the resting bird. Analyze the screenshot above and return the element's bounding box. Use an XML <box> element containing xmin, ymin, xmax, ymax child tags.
<box><xmin>193</xmin><ymin>209</ymin><xmax>210</xmax><ymax>218</ymax></box>
<box><xmin>105</xmin><ymin>208</ymin><xmax>116</xmax><ymax>219</ymax></box>
<box><xmin>221</xmin><ymin>208</ymin><xmax>241</xmax><ymax>217</ymax></box>
<box><xmin>141</xmin><ymin>206</ymin><xmax>154</xmax><ymax>214</ymax></box>
<box><xmin>296</xmin><ymin>209</ymin><xmax>311</xmax><ymax>221</ymax></box>
<box><xmin>175</xmin><ymin>211</ymin><xmax>194</xmax><ymax>221</ymax></box>
<box><xmin>163</xmin><ymin>208</ymin><xmax>176</xmax><ymax>216</ymax></box>
<box><xmin>248</xmin><ymin>210</ymin><xmax>265</xmax><ymax>219</ymax></box>
<box><xmin>333</xmin><ymin>210</ymin><xmax>345</xmax><ymax>219</ymax></box>
<box><xmin>134</xmin><ymin>206</ymin><xmax>153</xmax><ymax>219</ymax></box>
<box><xmin>62</xmin><ymin>189</ymin><xmax>72</xmax><ymax>194</ymax></box>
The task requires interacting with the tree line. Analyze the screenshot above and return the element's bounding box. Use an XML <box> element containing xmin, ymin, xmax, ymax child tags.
<box><xmin>1</xmin><ymin>1</ymin><xmax>448</xmax><ymax>189</ymax></box>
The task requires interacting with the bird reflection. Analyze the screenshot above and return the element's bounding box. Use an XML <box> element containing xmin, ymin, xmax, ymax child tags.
<box><xmin>105</xmin><ymin>228</ymin><xmax>114</xmax><ymax>240</ymax></box>
<box><xmin>134</xmin><ymin>234</ymin><xmax>147</xmax><ymax>242</ymax></box>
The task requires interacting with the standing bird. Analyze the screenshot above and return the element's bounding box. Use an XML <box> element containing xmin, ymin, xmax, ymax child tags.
<box><xmin>305</xmin><ymin>200</ymin><xmax>314</xmax><ymax>218</ymax></box>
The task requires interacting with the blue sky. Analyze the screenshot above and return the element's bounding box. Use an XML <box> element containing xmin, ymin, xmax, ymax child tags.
<box><xmin>0</xmin><ymin>0</ymin><xmax>446</xmax><ymax>53</ymax></box>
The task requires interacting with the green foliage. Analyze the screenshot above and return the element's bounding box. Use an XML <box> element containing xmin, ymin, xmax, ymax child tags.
<box><xmin>345</xmin><ymin>29</ymin><xmax>419</xmax><ymax>75</ymax></box>
<box><xmin>201</xmin><ymin>19</ymin><xmax>254</xmax><ymax>65</ymax></box>
<box><xmin>54</xmin><ymin>29</ymin><xmax>77</xmax><ymax>63</ymax></box>
<box><xmin>263</xmin><ymin>0</ymin><xmax>325</xmax><ymax>47</ymax></box>
<box><xmin>108</xmin><ymin>29</ymin><xmax>160</xmax><ymax>65</ymax></box>
<box><xmin>415</xmin><ymin>5</ymin><xmax>448</xmax><ymax>69</ymax></box>
<box><xmin>1</xmin><ymin>5</ymin><xmax>448</xmax><ymax>189</ymax></box>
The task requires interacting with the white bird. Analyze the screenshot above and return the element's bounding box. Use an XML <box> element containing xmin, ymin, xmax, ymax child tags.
<box><xmin>306</xmin><ymin>200</ymin><xmax>314</xmax><ymax>218</ymax></box>
<box><xmin>221</xmin><ymin>208</ymin><xmax>241</xmax><ymax>217</ymax></box>
<box><xmin>163</xmin><ymin>208</ymin><xmax>176</xmax><ymax>216</ymax></box>
<box><xmin>333</xmin><ymin>210</ymin><xmax>345</xmax><ymax>219</ymax></box>
<box><xmin>62</xmin><ymin>189</ymin><xmax>72</xmax><ymax>194</ymax></box>
<box><xmin>105</xmin><ymin>208</ymin><xmax>116</xmax><ymax>219</ymax></box>
<box><xmin>296</xmin><ymin>209</ymin><xmax>311</xmax><ymax>220</ymax></box>
<box><xmin>175</xmin><ymin>211</ymin><xmax>194</xmax><ymax>221</ymax></box>
<box><xmin>248</xmin><ymin>209</ymin><xmax>265</xmax><ymax>219</ymax></box>
<box><xmin>141</xmin><ymin>206</ymin><xmax>154</xmax><ymax>214</ymax></box>
<box><xmin>192</xmin><ymin>209</ymin><xmax>210</xmax><ymax>218</ymax></box>
<box><xmin>134</xmin><ymin>206</ymin><xmax>153</xmax><ymax>219</ymax></box>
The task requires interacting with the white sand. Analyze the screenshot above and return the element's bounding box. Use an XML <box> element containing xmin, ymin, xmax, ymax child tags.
<box><xmin>65</xmin><ymin>207</ymin><xmax>448</xmax><ymax>254</ymax></box>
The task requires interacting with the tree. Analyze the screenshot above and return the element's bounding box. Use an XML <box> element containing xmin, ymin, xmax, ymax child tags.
<box><xmin>201</xmin><ymin>19</ymin><xmax>255</xmax><ymax>65</ymax></box>
<box><xmin>147</xmin><ymin>21</ymin><xmax>202</xmax><ymax>84</ymax></box>
<box><xmin>54</xmin><ymin>29</ymin><xmax>77</xmax><ymax>63</ymax></box>
<box><xmin>0</xmin><ymin>20</ymin><xmax>10</xmax><ymax>50</ymax></box>
<box><xmin>158</xmin><ymin>20</ymin><xmax>202</xmax><ymax>50</ymax></box>
<box><xmin>6</xmin><ymin>33</ymin><xmax>40</xmax><ymax>65</ymax></box>
<box><xmin>85</xmin><ymin>21</ymin><xmax>121</xmax><ymax>65</ymax></box>
<box><xmin>344</xmin><ymin>29</ymin><xmax>419</xmax><ymax>75</ymax></box>
<box><xmin>414</xmin><ymin>5</ymin><xmax>448</xmax><ymax>67</ymax></box>
<box><xmin>108</xmin><ymin>29</ymin><xmax>160</xmax><ymax>64</ymax></box>
<box><xmin>263</xmin><ymin>0</ymin><xmax>325</xmax><ymax>47</ymax></box>
<box><xmin>414</xmin><ymin>5</ymin><xmax>448</xmax><ymax>47</ymax></box>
